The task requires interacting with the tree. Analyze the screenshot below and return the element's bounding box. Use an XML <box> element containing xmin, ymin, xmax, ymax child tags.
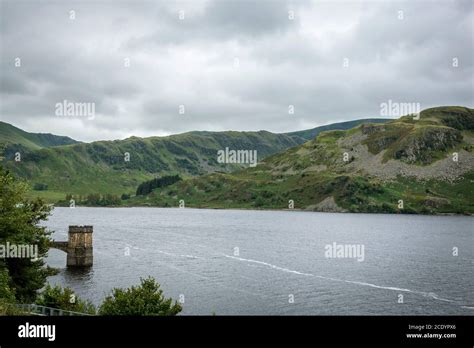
<box><xmin>35</xmin><ymin>284</ymin><xmax>96</xmax><ymax>314</ymax></box>
<box><xmin>0</xmin><ymin>167</ymin><xmax>52</xmax><ymax>302</ymax></box>
<box><xmin>98</xmin><ymin>277</ymin><xmax>182</xmax><ymax>316</ymax></box>
<box><xmin>0</xmin><ymin>267</ymin><xmax>15</xmax><ymax>302</ymax></box>
<box><xmin>136</xmin><ymin>175</ymin><xmax>182</xmax><ymax>196</ymax></box>
<box><xmin>33</xmin><ymin>183</ymin><xmax>48</xmax><ymax>191</ymax></box>
<box><xmin>0</xmin><ymin>267</ymin><xmax>20</xmax><ymax>314</ymax></box>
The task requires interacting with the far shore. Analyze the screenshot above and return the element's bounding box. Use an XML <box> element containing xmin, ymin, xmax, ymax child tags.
<box><xmin>47</xmin><ymin>204</ymin><xmax>473</xmax><ymax>217</ymax></box>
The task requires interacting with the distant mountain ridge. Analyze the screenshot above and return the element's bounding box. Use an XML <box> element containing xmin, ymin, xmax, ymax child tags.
<box><xmin>0</xmin><ymin>127</ymin><xmax>300</xmax><ymax>199</ymax></box>
<box><xmin>0</xmin><ymin>116</ymin><xmax>392</xmax><ymax>201</ymax></box>
<box><xmin>285</xmin><ymin>118</ymin><xmax>389</xmax><ymax>142</ymax></box>
<box><xmin>0</xmin><ymin>121</ymin><xmax>80</xmax><ymax>150</ymax></box>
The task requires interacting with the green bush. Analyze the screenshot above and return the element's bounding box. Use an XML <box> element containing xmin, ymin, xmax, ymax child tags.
<box><xmin>98</xmin><ymin>277</ymin><xmax>182</xmax><ymax>316</ymax></box>
<box><xmin>253</xmin><ymin>197</ymin><xmax>265</xmax><ymax>207</ymax></box>
<box><xmin>35</xmin><ymin>284</ymin><xmax>96</xmax><ymax>314</ymax></box>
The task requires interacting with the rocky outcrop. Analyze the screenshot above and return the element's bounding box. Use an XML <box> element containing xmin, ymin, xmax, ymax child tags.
<box><xmin>393</xmin><ymin>126</ymin><xmax>462</xmax><ymax>164</ymax></box>
<box><xmin>308</xmin><ymin>196</ymin><xmax>348</xmax><ymax>213</ymax></box>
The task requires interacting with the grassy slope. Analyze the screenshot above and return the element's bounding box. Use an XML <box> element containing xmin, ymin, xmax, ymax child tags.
<box><xmin>136</xmin><ymin>106</ymin><xmax>474</xmax><ymax>214</ymax></box>
<box><xmin>0</xmin><ymin>121</ymin><xmax>80</xmax><ymax>150</ymax></box>
<box><xmin>2</xmin><ymin>129</ymin><xmax>301</xmax><ymax>200</ymax></box>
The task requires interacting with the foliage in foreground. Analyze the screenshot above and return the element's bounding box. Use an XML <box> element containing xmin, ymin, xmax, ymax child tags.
<box><xmin>0</xmin><ymin>267</ymin><xmax>23</xmax><ymax>315</ymax></box>
<box><xmin>99</xmin><ymin>277</ymin><xmax>182</xmax><ymax>316</ymax></box>
<box><xmin>35</xmin><ymin>284</ymin><xmax>96</xmax><ymax>315</ymax></box>
<box><xmin>0</xmin><ymin>166</ymin><xmax>52</xmax><ymax>302</ymax></box>
<box><xmin>0</xmin><ymin>168</ymin><xmax>181</xmax><ymax>316</ymax></box>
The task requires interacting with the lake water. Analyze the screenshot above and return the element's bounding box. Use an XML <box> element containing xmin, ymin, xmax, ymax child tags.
<box><xmin>44</xmin><ymin>207</ymin><xmax>473</xmax><ymax>315</ymax></box>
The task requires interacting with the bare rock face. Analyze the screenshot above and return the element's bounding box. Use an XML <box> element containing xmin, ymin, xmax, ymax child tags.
<box><xmin>393</xmin><ymin>127</ymin><xmax>463</xmax><ymax>164</ymax></box>
<box><xmin>361</xmin><ymin>124</ymin><xmax>386</xmax><ymax>135</ymax></box>
<box><xmin>310</xmin><ymin>196</ymin><xmax>348</xmax><ymax>213</ymax></box>
<box><xmin>423</xmin><ymin>196</ymin><xmax>450</xmax><ymax>209</ymax></box>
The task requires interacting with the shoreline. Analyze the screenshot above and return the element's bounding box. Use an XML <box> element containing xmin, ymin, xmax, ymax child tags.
<box><xmin>48</xmin><ymin>204</ymin><xmax>474</xmax><ymax>217</ymax></box>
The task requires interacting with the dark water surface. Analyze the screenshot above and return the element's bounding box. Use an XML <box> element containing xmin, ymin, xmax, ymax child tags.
<box><xmin>44</xmin><ymin>207</ymin><xmax>473</xmax><ymax>315</ymax></box>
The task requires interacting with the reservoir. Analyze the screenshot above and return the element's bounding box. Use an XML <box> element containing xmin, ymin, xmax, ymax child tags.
<box><xmin>44</xmin><ymin>207</ymin><xmax>473</xmax><ymax>315</ymax></box>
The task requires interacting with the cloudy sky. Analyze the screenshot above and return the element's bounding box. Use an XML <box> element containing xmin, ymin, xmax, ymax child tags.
<box><xmin>0</xmin><ymin>0</ymin><xmax>472</xmax><ymax>142</ymax></box>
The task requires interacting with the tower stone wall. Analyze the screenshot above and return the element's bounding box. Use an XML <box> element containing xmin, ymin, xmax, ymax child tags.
<box><xmin>65</xmin><ymin>225</ymin><xmax>93</xmax><ymax>267</ymax></box>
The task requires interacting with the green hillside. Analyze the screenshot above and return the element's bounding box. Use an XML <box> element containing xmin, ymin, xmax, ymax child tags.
<box><xmin>136</xmin><ymin>106</ymin><xmax>474</xmax><ymax>214</ymax></box>
<box><xmin>1</xmin><ymin>117</ymin><xmax>396</xmax><ymax>202</ymax></box>
<box><xmin>1</xmin><ymin>129</ymin><xmax>301</xmax><ymax>200</ymax></box>
<box><xmin>0</xmin><ymin>121</ymin><xmax>80</xmax><ymax>150</ymax></box>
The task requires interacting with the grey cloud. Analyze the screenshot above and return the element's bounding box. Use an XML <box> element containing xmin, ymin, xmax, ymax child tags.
<box><xmin>0</xmin><ymin>0</ymin><xmax>472</xmax><ymax>142</ymax></box>
<box><xmin>126</xmin><ymin>0</ymin><xmax>303</xmax><ymax>49</ymax></box>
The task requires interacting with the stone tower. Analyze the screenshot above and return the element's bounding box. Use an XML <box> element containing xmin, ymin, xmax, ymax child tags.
<box><xmin>66</xmin><ymin>225</ymin><xmax>93</xmax><ymax>267</ymax></box>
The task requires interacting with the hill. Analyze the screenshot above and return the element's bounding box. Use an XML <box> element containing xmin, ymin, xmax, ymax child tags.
<box><xmin>137</xmin><ymin>106</ymin><xmax>474</xmax><ymax>214</ymax></box>
<box><xmin>0</xmin><ymin>129</ymin><xmax>301</xmax><ymax>200</ymax></box>
<box><xmin>0</xmin><ymin>121</ymin><xmax>80</xmax><ymax>150</ymax></box>
<box><xmin>0</xmin><ymin>117</ymin><xmax>392</xmax><ymax>202</ymax></box>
